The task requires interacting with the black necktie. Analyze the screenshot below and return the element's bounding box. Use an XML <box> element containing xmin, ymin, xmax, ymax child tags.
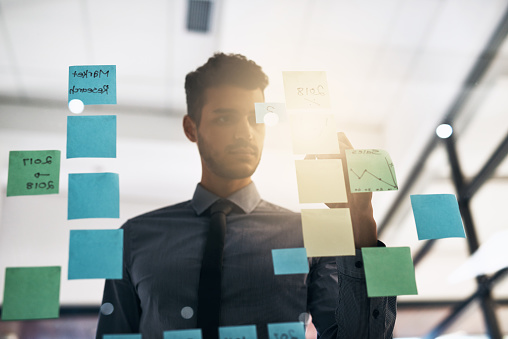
<box><xmin>197</xmin><ymin>199</ymin><xmax>233</xmax><ymax>339</ymax></box>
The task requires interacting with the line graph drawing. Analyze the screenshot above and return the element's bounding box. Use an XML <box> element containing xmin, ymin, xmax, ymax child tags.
<box><xmin>345</xmin><ymin>149</ymin><xmax>399</xmax><ymax>192</ymax></box>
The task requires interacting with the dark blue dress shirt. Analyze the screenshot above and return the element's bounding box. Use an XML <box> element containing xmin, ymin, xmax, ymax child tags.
<box><xmin>96</xmin><ymin>182</ymin><xmax>396</xmax><ymax>339</ymax></box>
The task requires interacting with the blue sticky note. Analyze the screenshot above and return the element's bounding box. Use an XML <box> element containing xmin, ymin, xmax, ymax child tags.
<box><xmin>164</xmin><ymin>329</ymin><xmax>202</xmax><ymax>339</ymax></box>
<box><xmin>410</xmin><ymin>194</ymin><xmax>466</xmax><ymax>240</ymax></box>
<box><xmin>219</xmin><ymin>325</ymin><xmax>257</xmax><ymax>339</ymax></box>
<box><xmin>104</xmin><ymin>335</ymin><xmax>142</xmax><ymax>339</ymax></box>
<box><xmin>272</xmin><ymin>248</ymin><xmax>309</xmax><ymax>275</ymax></box>
<box><xmin>68</xmin><ymin>65</ymin><xmax>116</xmax><ymax>105</ymax></box>
<box><xmin>267</xmin><ymin>322</ymin><xmax>305</xmax><ymax>339</ymax></box>
<box><xmin>67</xmin><ymin>115</ymin><xmax>116</xmax><ymax>158</ymax></box>
<box><xmin>68</xmin><ymin>229</ymin><xmax>123</xmax><ymax>279</ymax></box>
<box><xmin>68</xmin><ymin>172</ymin><xmax>119</xmax><ymax>219</ymax></box>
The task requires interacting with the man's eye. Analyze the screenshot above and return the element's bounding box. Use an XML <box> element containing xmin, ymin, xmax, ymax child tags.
<box><xmin>217</xmin><ymin>116</ymin><xmax>229</xmax><ymax>123</ymax></box>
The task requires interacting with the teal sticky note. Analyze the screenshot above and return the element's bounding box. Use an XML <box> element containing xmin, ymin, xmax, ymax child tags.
<box><xmin>362</xmin><ymin>247</ymin><xmax>418</xmax><ymax>297</ymax></box>
<box><xmin>68</xmin><ymin>172</ymin><xmax>119</xmax><ymax>219</ymax></box>
<box><xmin>67</xmin><ymin>115</ymin><xmax>116</xmax><ymax>158</ymax></box>
<box><xmin>6</xmin><ymin>150</ymin><xmax>60</xmax><ymax>196</ymax></box>
<box><xmin>272</xmin><ymin>248</ymin><xmax>309</xmax><ymax>275</ymax></box>
<box><xmin>219</xmin><ymin>325</ymin><xmax>257</xmax><ymax>339</ymax></box>
<box><xmin>164</xmin><ymin>329</ymin><xmax>202</xmax><ymax>339</ymax></box>
<box><xmin>68</xmin><ymin>229</ymin><xmax>123</xmax><ymax>279</ymax></box>
<box><xmin>254</xmin><ymin>103</ymin><xmax>286</xmax><ymax>124</ymax></box>
<box><xmin>2</xmin><ymin>266</ymin><xmax>61</xmax><ymax>320</ymax></box>
<box><xmin>104</xmin><ymin>335</ymin><xmax>142</xmax><ymax>339</ymax></box>
<box><xmin>68</xmin><ymin>65</ymin><xmax>116</xmax><ymax>105</ymax></box>
<box><xmin>267</xmin><ymin>322</ymin><xmax>305</xmax><ymax>339</ymax></box>
<box><xmin>410</xmin><ymin>194</ymin><xmax>466</xmax><ymax>240</ymax></box>
<box><xmin>345</xmin><ymin>149</ymin><xmax>398</xmax><ymax>192</ymax></box>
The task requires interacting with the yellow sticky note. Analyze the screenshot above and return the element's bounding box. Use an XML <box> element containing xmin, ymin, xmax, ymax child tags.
<box><xmin>301</xmin><ymin>209</ymin><xmax>355</xmax><ymax>257</ymax></box>
<box><xmin>290</xmin><ymin>114</ymin><xmax>339</xmax><ymax>154</ymax></box>
<box><xmin>295</xmin><ymin>159</ymin><xmax>347</xmax><ymax>203</ymax></box>
<box><xmin>282</xmin><ymin>71</ymin><xmax>331</xmax><ymax>110</ymax></box>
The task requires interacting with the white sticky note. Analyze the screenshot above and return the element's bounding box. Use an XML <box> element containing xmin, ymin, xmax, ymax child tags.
<box><xmin>290</xmin><ymin>113</ymin><xmax>339</xmax><ymax>154</ymax></box>
<box><xmin>301</xmin><ymin>208</ymin><xmax>355</xmax><ymax>257</ymax></box>
<box><xmin>295</xmin><ymin>159</ymin><xmax>347</xmax><ymax>204</ymax></box>
<box><xmin>255</xmin><ymin>102</ymin><xmax>286</xmax><ymax>124</ymax></box>
<box><xmin>282</xmin><ymin>71</ymin><xmax>331</xmax><ymax>110</ymax></box>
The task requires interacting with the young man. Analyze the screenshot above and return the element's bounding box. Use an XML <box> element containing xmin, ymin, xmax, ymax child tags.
<box><xmin>96</xmin><ymin>53</ymin><xmax>396</xmax><ymax>339</ymax></box>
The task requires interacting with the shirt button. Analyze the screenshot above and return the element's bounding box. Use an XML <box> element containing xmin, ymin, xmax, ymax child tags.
<box><xmin>372</xmin><ymin>309</ymin><xmax>380</xmax><ymax>319</ymax></box>
<box><xmin>355</xmin><ymin>261</ymin><xmax>363</xmax><ymax>268</ymax></box>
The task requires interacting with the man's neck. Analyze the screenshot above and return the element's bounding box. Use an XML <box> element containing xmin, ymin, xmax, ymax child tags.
<box><xmin>200</xmin><ymin>175</ymin><xmax>252</xmax><ymax>198</ymax></box>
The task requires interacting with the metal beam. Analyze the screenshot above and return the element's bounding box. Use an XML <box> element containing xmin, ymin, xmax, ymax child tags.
<box><xmin>378</xmin><ymin>4</ymin><xmax>508</xmax><ymax>236</ymax></box>
<box><xmin>423</xmin><ymin>268</ymin><xmax>508</xmax><ymax>339</ymax></box>
<box><xmin>465</xmin><ymin>132</ymin><xmax>508</xmax><ymax>199</ymax></box>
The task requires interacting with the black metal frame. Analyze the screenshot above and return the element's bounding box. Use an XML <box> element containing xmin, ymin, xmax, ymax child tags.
<box><xmin>378</xmin><ymin>5</ymin><xmax>508</xmax><ymax>339</ymax></box>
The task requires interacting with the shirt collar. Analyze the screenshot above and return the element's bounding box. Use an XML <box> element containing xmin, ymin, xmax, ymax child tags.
<box><xmin>190</xmin><ymin>182</ymin><xmax>261</xmax><ymax>216</ymax></box>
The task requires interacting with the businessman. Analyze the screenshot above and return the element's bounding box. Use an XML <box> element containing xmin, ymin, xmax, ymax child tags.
<box><xmin>96</xmin><ymin>52</ymin><xmax>396</xmax><ymax>339</ymax></box>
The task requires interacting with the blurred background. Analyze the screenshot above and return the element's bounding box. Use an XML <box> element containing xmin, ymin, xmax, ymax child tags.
<box><xmin>1</xmin><ymin>0</ymin><xmax>508</xmax><ymax>338</ymax></box>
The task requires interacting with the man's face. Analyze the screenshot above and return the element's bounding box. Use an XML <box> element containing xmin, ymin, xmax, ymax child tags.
<box><xmin>195</xmin><ymin>85</ymin><xmax>265</xmax><ymax>180</ymax></box>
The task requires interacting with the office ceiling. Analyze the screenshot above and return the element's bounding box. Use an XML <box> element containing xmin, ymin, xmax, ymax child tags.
<box><xmin>1</xmin><ymin>0</ymin><xmax>508</xmax><ymax>321</ymax></box>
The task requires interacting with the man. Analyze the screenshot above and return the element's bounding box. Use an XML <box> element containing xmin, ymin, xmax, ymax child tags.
<box><xmin>96</xmin><ymin>53</ymin><xmax>396</xmax><ymax>339</ymax></box>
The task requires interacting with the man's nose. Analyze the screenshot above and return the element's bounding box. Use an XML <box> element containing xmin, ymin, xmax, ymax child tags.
<box><xmin>234</xmin><ymin>117</ymin><xmax>253</xmax><ymax>140</ymax></box>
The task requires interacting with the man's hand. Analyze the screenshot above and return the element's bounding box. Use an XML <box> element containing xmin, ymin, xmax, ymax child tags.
<box><xmin>305</xmin><ymin>132</ymin><xmax>378</xmax><ymax>249</ymax></box>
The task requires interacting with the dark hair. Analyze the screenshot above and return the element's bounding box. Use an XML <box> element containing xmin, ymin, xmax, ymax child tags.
<box><xmin>184</xmin><ymin>52</ymin><xmax>269</xmax><ymax>125</ymax></box>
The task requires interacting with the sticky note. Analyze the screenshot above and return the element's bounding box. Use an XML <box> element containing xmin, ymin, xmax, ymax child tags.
<box><xmin>295</xmin><ymin>159</ymin><xmax>347</xmax><ymax>203</ymax></box>
<box><xmin>272</xmin><ymin>248</ymin><xmax>309</xmax><ymax>275</ymax></box>
<box><xmin>410</xmin><ymin>194</ymin><xmax>466</xmax><ymax>240</ymax></box>
<box><xmin>68</xmin><ymin>229</ymin><xmax>123</xmax><ymax>279</ymax></box>
<box><xmin>104</xmin><ymin>335</ymin><xmax>142</xmax><ymax>339</ymax></box>
<box><xmin>290</xmin><ymin>113</ymin><xmax>339</xmax><ymax>154</ymax></box>
<box><xmin>67</xmin><ymin>115</ymin><xmax>116</xmax><ymax>158</ymax></box>
<box><xmin>68</xmin><ymin>65</ymin><xmax>116</xmax><ymax>105</ymax></box>
<box><xmin>68</xmin><ymin>172</ymin><xmax>120</xmax><ymax>219</ymax></box>
<box><xmin>164</xmin><ymin>329</ymin><xmax>202</xmax><ymax>339</ymax></box>
<box><xmin>2</xmin><ymin>266</ymin><xmax>61</xmax><ymax>320</ymax></box>
<box><xmin>255</xmin><ymin>103</ymin><xmax>286</xmax><ymax>124</ymax></box>
<box><xmin>219</xmin><ymin>325</ymin><xmax>257</xmax><ymax>339</ymax></box>
<box><xmin>345</xmin><ymin>149</ymin><xmax>398</xmax><ymax>192</ymax></box>
<box><xmin>267</xmin><ymin>322</ymin><xmax>305</xmax><ymax>339</ymax></box>
<box><xmin>362</xmin><ymin>247</ymin><xmax>418</xmax><ymax>297</ymax></box>
<box><xmin>282</xmin><ymin>71</ymin><xmax>330</xmax><ymax>110</ymax></box>
<box><xmin>301</xmin><ymin>209</ymin><xmax>355</xmax><ymax>257</ymax></box>
<box><xmin>7</xmin><ymin>150</ymin><xmax>60</xmax><ymax>197</ymax></box>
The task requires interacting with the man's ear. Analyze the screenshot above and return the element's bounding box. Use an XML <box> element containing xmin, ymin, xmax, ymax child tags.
<box><xmin>183</xmin><ymin>115</ymin><xmax>198</xmax><ymax>142</ymax></box>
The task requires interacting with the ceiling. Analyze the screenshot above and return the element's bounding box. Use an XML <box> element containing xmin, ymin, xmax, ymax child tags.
<box><xmin>1</xmin><ymin>0</ymin><xmax>508</xmax><ymax>313</ymax></box>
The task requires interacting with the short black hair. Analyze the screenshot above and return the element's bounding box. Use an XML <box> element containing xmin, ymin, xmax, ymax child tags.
<box><xmin>184</xmin><ymin>52</ymin><xmax>269</xmax><ymax>125</ymax></box>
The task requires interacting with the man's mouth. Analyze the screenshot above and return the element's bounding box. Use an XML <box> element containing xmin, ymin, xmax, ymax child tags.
<box><xmin>229</xmin><ymin>148</ymin><xmax>257</xmax><ymax>156</ymax></box>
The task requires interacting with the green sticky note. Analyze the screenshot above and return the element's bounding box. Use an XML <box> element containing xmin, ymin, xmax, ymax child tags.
<box><xmin>164</xmin><ymin>329</ymin><xmax>202</xmax><ymax>339</ymax></box>
<box><xmin>219</xmin><ymin>325</ymin><xmax>257</xmax><ymax>339</ymax></box>
<box><xmin>267</xmin><ymin>322</ymin><xmax>305</xmax><ymax>339</ymax></box>
<box><xmin>104</xmin><ymin>335</ymin><xmax>142</xmax><ymax>339</ymax></box>
<box><xmin>345</xmin><ymin>149</ymin><xmax>398</xmax><ymax>192</ymax></box>
<box><xmin>410</xmin><ymin>194</ymin><xmax>466</xmax><ymax>240</ymax></box>
<box><xmin>272</xmin><ymin>248</ymin><xmax>309</xmax><ymax>275</ymax></box>
<box><xmin>362</xmin><ymin>247</ymin><xmax>418</xmax><ymax>297</ymax></box>
<box><xmin>68</xmin><ymin>65</ymin><xmax>116</xmax><ymax>105</ymax></box>
<box><xmin>6</xmin><ymin>150</ymin><xmax>61</xmax><ymax>196</ymax></box>
<box><xmin>68</xmin><ymin>172</ymin><xmax>119</xmax><ymax>219</ymax></box>
<box><xmin>68</xmin><ymin>229</ymin><xmax>123</xmax><ymax>279</ymax></box>
<box><xmin>2</xmin><ymin>266</ymin><xmax>61</xmax><ymax>320</ymax></box>
<box><xmin>67</xmin><ymin>115</ymin><xmax>116</xmax><ymax>158</ymax></box>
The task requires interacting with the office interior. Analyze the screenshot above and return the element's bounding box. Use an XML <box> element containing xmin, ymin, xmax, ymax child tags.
<box><xmin>0</xmin><ymin>0</ymin><xmax>508</xmax><ymax>338</ymax></box>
